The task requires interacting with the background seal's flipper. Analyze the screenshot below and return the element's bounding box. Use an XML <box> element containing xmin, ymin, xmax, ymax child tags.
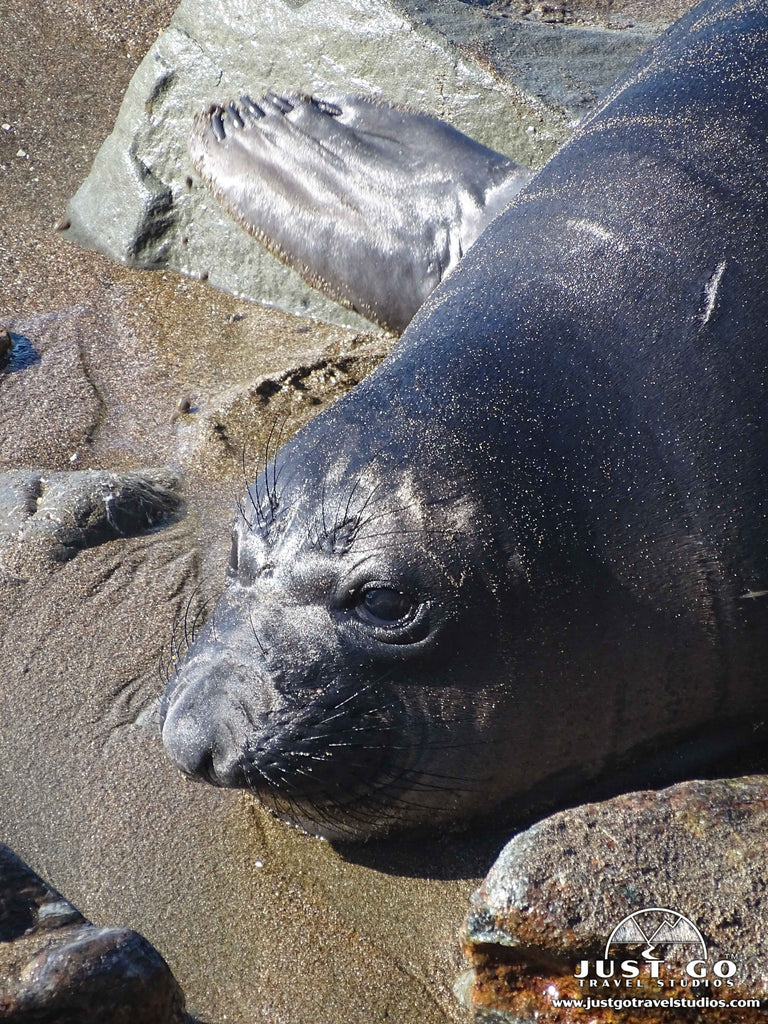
<box><xmin>190</xmin><ymin>93</ymin><xmax>532</xmax><ymax>332</ymax></box>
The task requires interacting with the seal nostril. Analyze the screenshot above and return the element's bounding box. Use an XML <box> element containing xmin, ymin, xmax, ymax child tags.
<box><xmin>192</xmin><ymin>747</ymin><xmax>217</xmax><ymax>785</ymax></box>
<box><xmin>172</xmin><ymin>741</ymin><xmax>221</xmax><ymax>787</ymax></box>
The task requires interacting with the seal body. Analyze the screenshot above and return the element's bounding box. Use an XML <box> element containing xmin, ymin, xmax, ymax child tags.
<box><xmin>163</xmin><ymin>0</ymin><xmax>768</xmax><ymax>840</ymax></box>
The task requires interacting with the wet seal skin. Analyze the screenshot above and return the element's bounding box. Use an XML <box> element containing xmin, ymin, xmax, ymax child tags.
<box><xmin>162</xmin><ymin>0</ymin><xmax>768</xmax><ymax>841</ymax></box>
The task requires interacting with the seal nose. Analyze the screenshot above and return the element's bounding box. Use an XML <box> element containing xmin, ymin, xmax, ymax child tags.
<box><xmin>162</xmin><ymin>697</ymin><xmax>241</xmax><ymax>786</ymax></box>
<box><xmin>162</xmin><ymin>701</ymin><xmax>211</xmax><ymax>778</ymax></box>
<box><xmin>161</xmin><ymin>631</ymin><xmax>270</xmax><ymax>786</ymax></box>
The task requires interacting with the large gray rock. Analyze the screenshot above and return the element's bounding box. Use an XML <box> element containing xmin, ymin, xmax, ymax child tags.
<box><xmin>63</xmin><ymin>0</ymin><xmax>678</xmax><ymax>328</ymax></box>
<box><xmin>462</xmin><ymin>778</ymin><xmax>768</xmax><ymax>1022</ymax></box>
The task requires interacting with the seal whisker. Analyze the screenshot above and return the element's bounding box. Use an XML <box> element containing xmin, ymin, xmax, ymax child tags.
<box><xmin>247</xmin><ymin>608</ymin><xmax>268</xmax><ymax>658</ymax></box>
<box><xmin>303</xmin><ymin>799</ymin><xmax>377</xmax><ymax>837</ymax></box>
<box><xmin>262</xmin><ymin>766</ymin><xmax>375</xmax><ymax>836</ymax></box>
<box><xmin>235</xmin><ymin>494</ymin><xmax>253</xmax><ymax>533</ymax></box>
<box><xmin>188</xmin><ymin>600</ymin><xmax>211</xmax><ymax>646</ymax></box>
<box><xmin>305</xmin><ymin>703</ymin><xmax>402</xmax><ymax>735</ymax></box>
<box><xmin>318</xmin><ymin>481</ymin><xmax>330</xmax><ymax>547</ymax></box>
<box><xmin>308</xmin><ymin>724</ymin><xmax>406</xmax><ymax>750</ymax></box>
<box><xmin>261</xmin><ymin>416</ymin><xmax>282</xmax><ymax>519</ymax></box>
<box><xmin>168</xmin><ymin>611</ymin><xmax>184</xmax><ymax>668</ymax></box>
<box><xmin>306</xmin><ymin>719</ymin><xmax>401</xmax><ymax>740</ymax></box>
<box><xmin>240</xmin><ymin>450</ymin><xmax>261</xmax><ymax>530</ymax></box>
<box><xmin>242</xmin><ymin>468</ymin><xmax>266</xmax><ymax>534</ymax></box>
<box><xmin>269</xmin><ymin>414</ymin><xmax>291</xmax><ymax>512</ymax></box>
<box><xmin>251</xmin><ymin>473</ymin><xmax>266</xmax><ymax>531</ymax></box>
<box><xmin>364</xmin><ymin>789</ymin><xmax>454</xmax><ymax>814</ymax></box>
<box><xmin>179</xmin><ymin>582</ymin><xmax>206</xmax><ymax>653</ymax></box>
<box><xmin>293</xmin><ymin>775</ymin><xmax>396</xmax><ymax>825</ymax></box>
<box><xmin>402</xmin><ymin>773</ymin><xmax>487</xmax><ymax>793</ymax></box>
<box><xmin>312</xmin><ymin>697</ymin><xmax>401</xmax><ymax>724</ymax></box>
<box><xmin>191</xmin><ymin>593</ymin><xmax>215</xmax><ymax>638</ymax></box>
<box><xmin>247</xmin><ymin>739</ymin><xmax>465</xmax><ymax>834</ymax></box>
<box><xmin>352</xmin><ymin>472</ymin><xmax>388</xmax><ymax>522</ymax></box>
<box><xmin>157</xmin><ymin>644</ymin><xmax>173</xmax><ymax>695</ymax></box>
<box><xmin>243</xmin><ymin>756</ymin><xmax>284</xmax><ymax>794</ymax></box>
<box><xmin>330</xmin><ymin>478</ymin><xmax>355</xmax><ymax>548</ymax></box>
<box><xmin>322</xmin><ymin>682</ymin><xmax>384</xmax><ymax>714</ymax></box>
<box><xmin>330</xmin><ymin>463</ymin><xmax>382</xmax><ymax>546</ymax></box>
<box><xmin>339</xmin><ymin>471</ymin><xmax>366</xmax><ymax>534</ymax></box>
<box><xmin>356</xmin><ymin>501</ymin><xmax>417</xmax><ymax>528</ymax></box>
<box><xmin>309</xmin><ymin>714</ymin><xmax>389</xmax><ymax>734</ymax></box>
<box><xmin>317</xmin><ymin>673</ymin><xmax>403</xmax><ymax>717</ymax></box>
<box><xmin>294</xmin><ymin>792</ymin><xmax>360</xmax><ymax>834</ymax></box>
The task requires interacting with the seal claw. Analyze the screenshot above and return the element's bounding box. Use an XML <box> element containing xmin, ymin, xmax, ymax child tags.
<box><xmin>240</xmin><ymin>94</ymin><xmax>265</xmax><ymax>119</ymax></box>
<box><xmin>226</xmin><ymin>103</ymin><xmax>245</xmax><ymax>129</ymax></box>
<box><xmin>265</xmin><ymin>91</ymin><xmax>294</xmax><ymax>114</ymax></box>
<box><xmin>314</xmin><ymin>98</ymin><xmax>342</xmax><ymax>117</ymax></box>
<box><xmin>211</xmin><ymin>110</ymin><xmax>225</xmax><ymax>142</ymax></box>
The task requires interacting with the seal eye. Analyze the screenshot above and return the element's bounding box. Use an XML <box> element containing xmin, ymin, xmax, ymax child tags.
<box><xmin>357</xmin><ymin>587</ymin><xmax>414</xmax><ymax>626</ymax></box>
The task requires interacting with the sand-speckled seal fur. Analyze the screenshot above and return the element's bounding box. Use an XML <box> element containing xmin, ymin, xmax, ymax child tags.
<box><xmin>162</xmin><ymin>0</ymin><xmax>768</xmax><ymax>840</ymax></box>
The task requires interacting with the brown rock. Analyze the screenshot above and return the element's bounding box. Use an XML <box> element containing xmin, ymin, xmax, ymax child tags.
<box><xmin>462</xmin><ymin>778</ymin><xmax>768</xmax><ymax>1022</ymax></box>
<box><xmin>0</xmin><ymin>844</ymin><xmax>188</xmax><ymax>1024</ymax></box>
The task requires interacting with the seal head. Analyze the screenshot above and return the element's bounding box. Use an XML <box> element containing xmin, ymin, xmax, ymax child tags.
<box><xmin>162</xmin><ymin>399</ymin><xmax>518</xmax><ymax>839</ymax></box>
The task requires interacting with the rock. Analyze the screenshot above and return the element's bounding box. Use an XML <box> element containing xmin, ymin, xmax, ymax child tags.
<box><xmin>0</xmin><ymin>468</ymin><xmax>182</xmax><ymax>576</ymax></box>
<box><xmin>0</xmin><ymin>843</ymin><xmax>188</xmax><ymax>1024</ymax></box>
<box><xmin>63</xmin><ymin>0</ymin><xmax>684</xmax><ymax>328</ymax></box>
<box><xmin>462</xmin><ymin>777</ymin><xmax>768</xmax><ymax>1022</ymax></box>
<box><xmin>194</xmin><ymin>332</ymin><xmax>392</xmax><ymax>471</ymax></box>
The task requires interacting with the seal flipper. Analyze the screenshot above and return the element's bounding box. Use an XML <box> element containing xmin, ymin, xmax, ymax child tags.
<box><xmin>190</xmin><ymin>93</ymin><xmax>532</xmax><ymax>332</ymax></box>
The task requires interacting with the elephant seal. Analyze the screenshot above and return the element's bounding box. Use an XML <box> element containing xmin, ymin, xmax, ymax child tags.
<box><xmin>162</xmin><ymin>0</ymin><xmax>768</xmax><ymax>841</ymax></box>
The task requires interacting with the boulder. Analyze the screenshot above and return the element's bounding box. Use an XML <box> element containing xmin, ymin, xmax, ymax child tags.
<box><xmin>462</xmin><ymin>778</ymin><xmax>768</xmax><ymax>1022</ymax></box>
<box><xmin>0</xmin><ymin>844</ymin><xmax>188</xmax><ymax>1024</ymax></box>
